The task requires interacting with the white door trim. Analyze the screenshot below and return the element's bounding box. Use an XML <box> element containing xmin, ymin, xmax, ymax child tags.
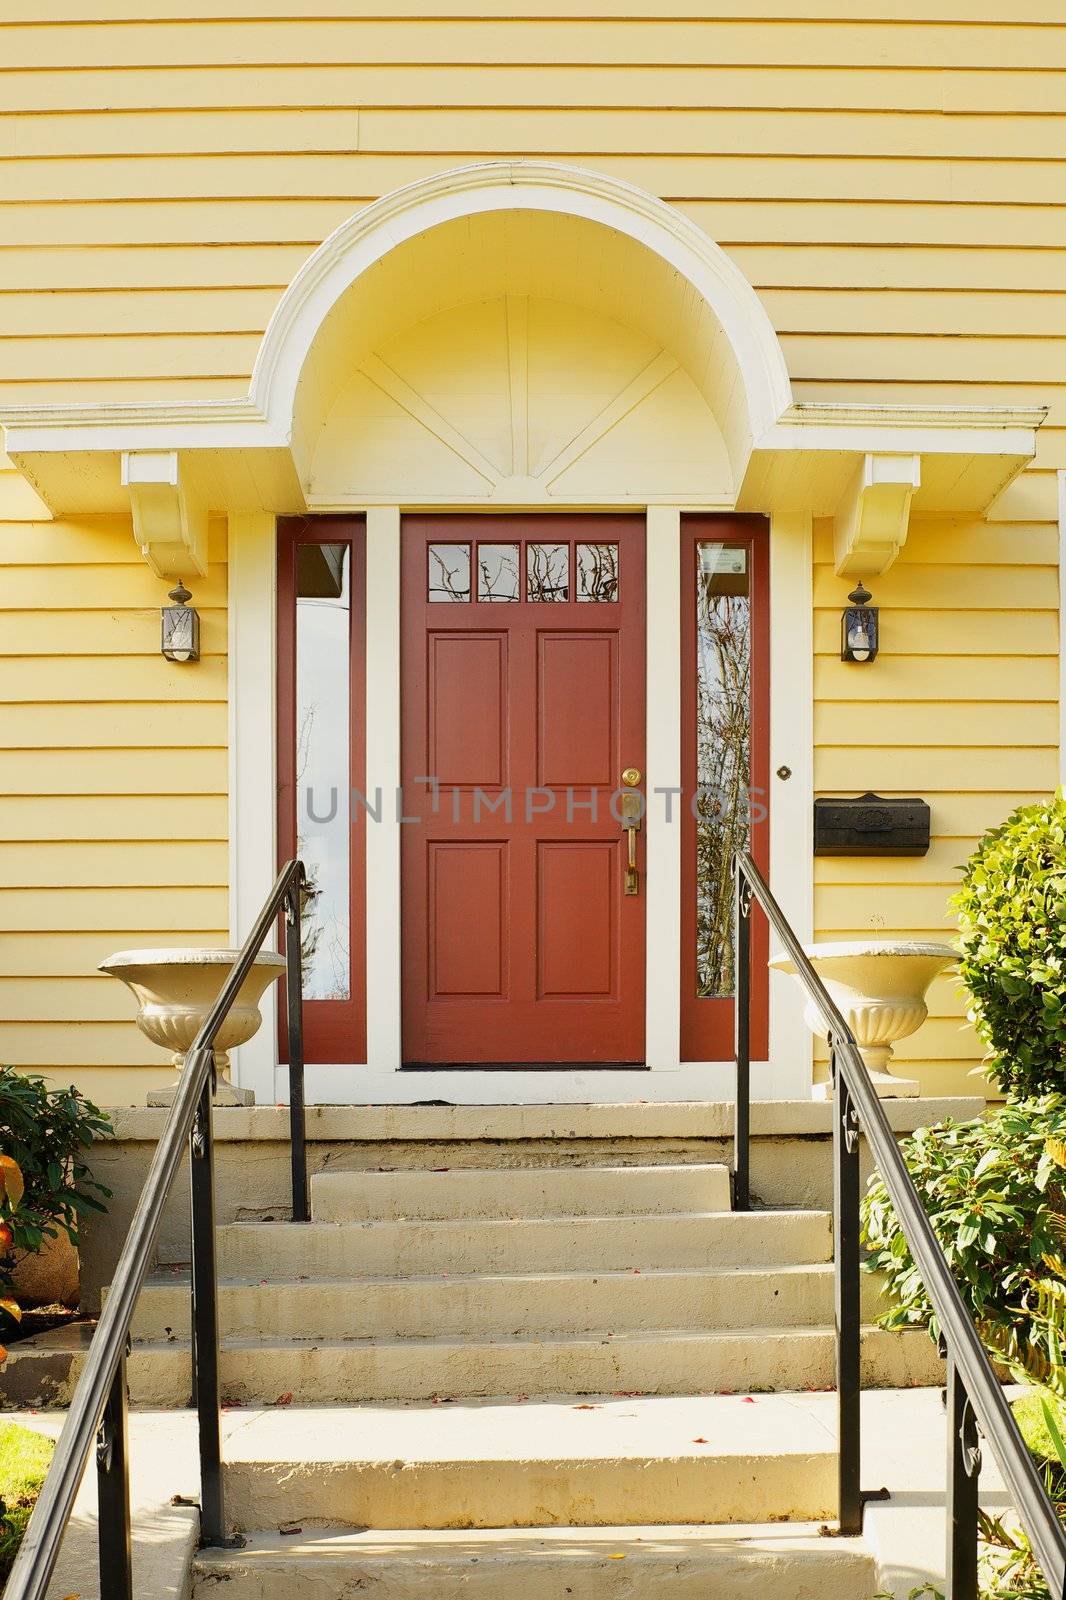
<box><xmin>227</xmin><ymin>511</ymin><xmax>280</xmax><ymax>1102</ymax></box>
<box><xmin>230</xmin><ymin>503</ymin><xmax>814</xmax><ymax>1102</ymax></box>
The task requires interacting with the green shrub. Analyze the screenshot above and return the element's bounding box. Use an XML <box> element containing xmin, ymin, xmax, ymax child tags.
<box><xmin>952</xmin><ymin>793</ymin><xmax>1066</xmax><ymax>1097</ymax></box>
<box><xmin>861</xmin><ymin>1097</ymin><xmax>1066</xmax><ymax>1392</ymax></box>
<box><xmin>0</xmin><ymin>1068</ymin><xmax>111</xmax><ymax>1260</ymax></box>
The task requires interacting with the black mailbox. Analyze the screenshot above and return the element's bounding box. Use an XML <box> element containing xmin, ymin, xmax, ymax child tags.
<box><xmin>814</xmin><ymin>792</ymin><xmax>930</xmax><ymax>857</ymax></box>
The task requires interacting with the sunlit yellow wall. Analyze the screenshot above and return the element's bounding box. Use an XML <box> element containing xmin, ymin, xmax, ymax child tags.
<box><xmin>812</xmin><ymin>515</ymin><xmax>1060</xmax><ymax>1099</ymax></box>
<box><xmin>0</xmin><ymin>470</ymin><xmax>228</xmax><ymax>1104</ymax></box>
<box><xmin>0</xmin><ymin>3</ymin><xmax>1061</xmax><ymax>1100</ymax></box>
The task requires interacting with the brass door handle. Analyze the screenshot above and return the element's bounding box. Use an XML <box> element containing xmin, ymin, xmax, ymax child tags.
<box><xmin>619</xmin><ymin>788</ymin><xmax>642</xmax><ymax>896</ymax></box>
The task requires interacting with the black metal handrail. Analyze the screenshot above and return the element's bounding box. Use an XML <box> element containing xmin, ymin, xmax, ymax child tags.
<box><xmin>5</xmin><ymin>858</ymin><xmax>308</xmax><ymax>1600</ymax></box>
<box><xmin>733</xmin><ymin>850</ymin><xmax>1066</xmax><ymax>1598</ymax></box>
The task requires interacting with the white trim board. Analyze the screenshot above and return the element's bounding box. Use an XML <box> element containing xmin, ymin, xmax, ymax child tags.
<box><xmin>275</xmin><ymin>1062</ymin><xmax>783</xmax><ymax>1106</ymax></box>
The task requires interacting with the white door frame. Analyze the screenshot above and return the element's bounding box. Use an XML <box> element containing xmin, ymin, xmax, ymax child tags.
<box><xmin>230</xmin><ymin>503</ymin><xmax>813</xmax><ymax>1104</ymax></box>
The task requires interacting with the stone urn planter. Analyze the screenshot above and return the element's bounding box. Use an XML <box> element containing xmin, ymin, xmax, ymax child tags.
<box><xmin>769</xmin><ymin>940</ymin><xmax>956</xmax><ymax>1098</ymax></box>
<box><xmin>99</xmin><ymin>948</ymin><xmax>286</xmax><ymax>1107</ymax></box>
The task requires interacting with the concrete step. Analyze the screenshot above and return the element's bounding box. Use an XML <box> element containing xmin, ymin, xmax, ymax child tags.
<box><xmin>127</xmin><ymin>1262</ymin><xmax>838</xmax><ymax>1342</ymax></box>
<box><xmin>0</xmin><ymin>1318</ymin><xmax>942</xmax><ymax>1409</ymax></box>
<box><xmin>309</xmin><ymin>1163</ymin><xmax>733</xmax><ymax>1222</ymax></box>
<box><xmin>217</xmin><ymin>1394</ymin><xmax>843</xmax><ymax>1529</ymax></box>
<box><xmin>216</xmin><ymin>1208</ymin><xmax>832</xmax><ymax>1277</ymax></box>
<box><xmin>194</xmin><ymin>1523</ymin><xmax>878</xmax><ymax>1598</ymax></box>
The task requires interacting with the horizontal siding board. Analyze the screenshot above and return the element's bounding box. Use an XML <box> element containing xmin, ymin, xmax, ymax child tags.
<box><xmin>814</xmin><ymin>747</ymin><xmax>1058</xmax><ymax>790</ymax></box>
<box><xmin>0</xmin><ymin>655</ymin><xmax>228</xmax><ymax>702</ymax></box>
<box><xmin>0</xmin><ymin>749</ymin><xmax>228</xmax><ymax>794</ymax></box>
<box><xmin>815</xmin><ymin>839</ymin><xmax>975</xmax><ymax>886</ymax></box>
<box><xmin>813</xmin><ymin>655</ymin><xmax>1058</xmax><ymax>702</ymax></box>
<box><xmin>9</xmin><ymin>153</ymin><xmax>1066</xmax><ymax>206</ymax></box>
<box><xmin>814</xmin><ymin>520</ymin><xmax>1059</xmax><ymax>567</ymax></box>
<box><xmin>13</xmin><ymin>106</ymin><xmax>1066</xmax><ymax>163</ymax></box>
<box><xmin>5</xmin><ymin>198</ymin><xmax>1066</xmax><ymax>251</ymax></box>
<box><xmin>0</xmin><ymin>287</ymin><xmax>279</xmax><ymax>338</ymax></box>
<box><xmin>0</xmin><ymin>930</ymin><xmax>227</xmax><ymax>977</ymax></box>
<box><xmin>4</xmin><ymin>62</ymin><xmax>1066</xmax><ymax>116</ymax></box>
<box><xmin>814</xmin><ymin>701</ymin><xmax>1058</xmax><ymax>746</ymax></box>
<box><xmin>0</xmin><ymin>703</ymin><xmax>228</xmax><ymax>748</ymax></box>
<box><xmin>0</xmin><ymin>516</ymin><xmax>228</xmax><ymax>563</ymax></box>
<box><xmin>0</xmin><ymin>796</ymin><xmax>228</xmax><ymax>841</ymax></box>
<box><xmin>1</xmin><ymin>1021</ymin><xmax>195</xmax><ymax>1069</ymax></box>
<box><xmin>814</xmin><ymin>612</ymin><xmax>1055</xmax><ymax>658</ymax></box>
<box><xmin>2</xmin><ymin>20</ymin><xmax>1066</xmax><ymax>72</ymax></box>
<box><xmin>0</xmin><ymin>886</ymin><xmax>228</xmax><ymax>931</ymax></box>
<box><xmin>0</xmin><ymin>563</ymin><xmax>227</xmax><ymax>609</ymax></box>
<box><xmin>0</xmin><ymin>977</ymin><xmax>160</xmax><ymax>1024</ymax></box>
<box><xmin>813</xmin><ymin>565</ymin><xmax>1055</xmax><ymax>609</ymax></box>
<box><xmin>0</xmin><ymin>613</ymin><xmax>226</xmax><ymax>656</ymax></box>
<box><xmin>0</xmin><ymin>840</ymin><xmax>226</xmax><ymax>888</ymax></box>
<box><xmin>13</xmin><ymin>4</ymin><xmax>1066</xmax><ymax>24</ymax></box>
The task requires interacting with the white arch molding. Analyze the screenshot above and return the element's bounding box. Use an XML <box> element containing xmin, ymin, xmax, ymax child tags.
<box><xmin>253</xmin><ymin>160</ymin><xmax>795</xmax><ymax>506</ymax></box>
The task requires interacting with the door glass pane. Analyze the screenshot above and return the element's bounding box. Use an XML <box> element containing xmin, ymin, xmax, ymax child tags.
<box><xmin>576</xmin><ymin>542</ymin><xmax>619</xmax><ymax>602</ymax></box>
<box><xmin>296</xmin><ymin>542</ymin><xmax>351</xmax><ymax>1000</ymax></box>
<box><xmin>428</xmin><ymin>543</ymin><xmax>471</xmax><ymax>602</ymax></box>
<box><xmin>477</xmin><ymin>543</ymin><xmax>520</xmax><ymax>602</ymax></box>
<box><xmin>695</xmin><ymin>543</ymin><xmax>751</xmax><ymax>999</ymax></box>
<box><xmin>527</xmin><ymin>542</ymin><xmax>569</xmax><ymax>602</ymax></box>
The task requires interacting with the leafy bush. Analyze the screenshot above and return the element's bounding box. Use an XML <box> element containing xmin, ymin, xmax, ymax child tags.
<box><xmin>861</xmin><ymin>1097</ymin><xmax>1066</xmax><ymax>1392</ymax></box>
<box><xmin>0</xmin><ymin>1068</ymin><xmax>110</xmax><ymax>1259</ymax></box>
<box><xmin>952</xmin><ymin>793</ymin><xmax>1066</xmax><ymax>1097</ymax></box>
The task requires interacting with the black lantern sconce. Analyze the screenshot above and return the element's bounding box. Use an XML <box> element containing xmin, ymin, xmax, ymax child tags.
<box><xmin>161</xmin><ymin>581</ymin><xmax>200</xmax><ymax>663</ymax></box>
<box><xmin>841</xmin><ymin>581</ymin><xmax>879</xmax><ymax>664</ymax></box>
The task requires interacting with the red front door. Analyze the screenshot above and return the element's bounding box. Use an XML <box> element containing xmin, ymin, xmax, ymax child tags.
<box><xmin>401</xmin><ymin>516</ymin><xmax>646</xmax><ymax>1065</ymax></box>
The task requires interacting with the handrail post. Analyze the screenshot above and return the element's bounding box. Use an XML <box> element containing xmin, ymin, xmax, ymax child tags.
<box><xmin>96</xmin><ymin>1348</ymin><xmax>132</xmax><ymax>1600</ymax></box>
<box><xmin>946</xmin><ymin>1355</ymin><xmax>980</xmax><ymax>1600</ymax></box>
<box><xmin>189</xmin><ymin>1050</ymin><xmax>225</xmax><ymax>1546</ymax></box>
<box><xmin>285</xmin><ymin>867</ymin><xmax>309</xmax><ymax>1223</ymax></box>
<box><xmin>833</xmin><ymin>1046</ymin><xmax>863</xmax><ymax>1535</ymax></box>
<box><xmin>733</xmin><ymin>856</ymin><xmax>751</xmax><ymax>1212</ymax></box>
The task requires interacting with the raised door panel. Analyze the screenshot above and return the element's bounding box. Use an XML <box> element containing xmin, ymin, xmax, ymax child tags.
<box><xmin>536</xmin><ymin>633</ymin><xmax>616</xmax><ymax>790</ymax></box>
<box><xmin>428</xmin><ymin>633</ymin><xmax>506</xmax><ymax>788</ymax></box>
<box><xmin>537</xmin><ymin>841</ymin><xmax>617</xmax><ymax>999</ymax></box>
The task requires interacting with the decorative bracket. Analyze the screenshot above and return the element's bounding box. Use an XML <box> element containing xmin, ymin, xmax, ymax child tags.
<box><xmin>121</xmin><ymin>450</ymin><xmax>208</xmax><ymax>579</ymax></box>
<box><xmin>833</xmin><ymin>453</ymin><xmax>921</xmax><ymax>577</ymax></box>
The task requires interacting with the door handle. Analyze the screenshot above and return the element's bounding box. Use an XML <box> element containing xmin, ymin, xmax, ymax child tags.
<box><xmin>619</xmin><ymin>788</ymin><xmax>642</xmax><ymax>896</ymax></box>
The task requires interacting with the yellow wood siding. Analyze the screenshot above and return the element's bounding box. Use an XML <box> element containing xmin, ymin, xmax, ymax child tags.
<box><xmin>0</xmin><ymin>4</ymin><xmax>1061</xmax><ymax>1098</ymax></box>
<box><xmin>0</xmin><ymin>489</ymin><xmax>228</xmax><ymax>1101</ymax></box>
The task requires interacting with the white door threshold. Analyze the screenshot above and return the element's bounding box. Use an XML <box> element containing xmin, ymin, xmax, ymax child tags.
<box><xmin>272</xmin><ymin>1061</ymin><xmax>795</xmax><ymax>1104</ymax></box>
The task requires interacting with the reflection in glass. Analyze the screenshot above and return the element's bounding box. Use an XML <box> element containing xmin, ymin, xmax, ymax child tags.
<box><xmin>477</xmin><ymin>543</ymin><xmax>520</xmax><ymax>602</ymax></box>
<box><xmin>695</xmin><ymin>542</ymin><xmax>751</xmax><ymax>1000</ymax></box>
<box><xmin>577</xmin><ymin>543</ymin><xmax>619</xmax><ymax>602</ymax></box>
<box><xmin>527</xmin><ymin>543</ymin><xmax>569</xmax><ymax>602</ymax></box>
<box><xmin>428</xmin><ymin>544</ymin><xmax>471</xmax><ymax>602</ymax></box>
<box><xmin>296</xmin><ymin>542</ymin><xmax>351</xmax><ymax>1001</ymax></box>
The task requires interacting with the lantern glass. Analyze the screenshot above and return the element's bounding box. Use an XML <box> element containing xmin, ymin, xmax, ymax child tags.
<box><xmin>162</xmin><ymin>595</ymin><xmax>200</xmax><ymax>662</ymax></box>
<box><xmin>841</xmin><ymin>604</ymin><xmax>878</xmax><ymax>663</ymax></box>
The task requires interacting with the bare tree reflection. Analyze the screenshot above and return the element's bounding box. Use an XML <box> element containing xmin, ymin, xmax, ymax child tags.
<box><xmin>696</xmin><ymin>553</ymin><xmax>750</xmax><ymax>998</ymax></box>
<box><xmin>577</xmin><ymin>543</ymin><xmax>619</xmax><ymax>602</ymax></box>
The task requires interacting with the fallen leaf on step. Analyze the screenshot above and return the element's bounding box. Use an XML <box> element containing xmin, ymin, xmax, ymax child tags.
<box><xmin>692</xmin><ymin>1437</ymin><xmax>708</xmax><ymax>1444</ymax></box>
<box><xmin>573</xmin><ymin>1403</ymin><xmax>599</xmax><ymax>1410</ymax></box>
<box><xmin>275</xmin><ymin>1392</ymin><xmax>293</xmax><ymax>1406</ymax></box>
<box><xmin>607</xmin><ymin>1554</ymin><xmax>626</xmax><ymax>1559</ymax></box>
<box><xmin>279</xmin><ymin>1523</ymin><xmax>303</xmax><ymax>1537</ymax></box>
<box><xmin>741</xmin><ymin>1396</ymin><xmax>756</xmax><ymax>1404</ymax></box>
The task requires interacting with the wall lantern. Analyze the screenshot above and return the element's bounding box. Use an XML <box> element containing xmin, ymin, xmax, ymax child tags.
<box><xmin>161</xmin><ymin>581</ymin><xmax>200</xmax><ymax>663</ymax></box>
<box><xmin>841</xmin><ymin>581</ymin><xmax>878</xmax><ymax>664</ymax></box>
